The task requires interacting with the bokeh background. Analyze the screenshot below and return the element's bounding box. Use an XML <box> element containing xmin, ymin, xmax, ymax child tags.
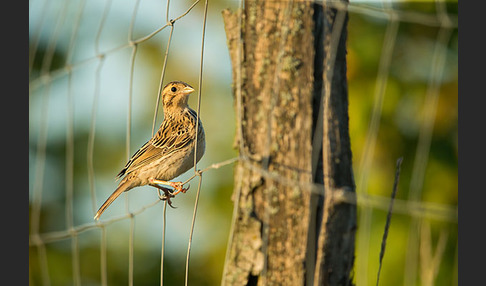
<box><xmin>29</xmin><ymin>0</ymin><xmax>458</xmax><ymax>285</ymax></box>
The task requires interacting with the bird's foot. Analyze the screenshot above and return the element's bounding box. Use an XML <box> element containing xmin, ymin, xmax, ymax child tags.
<box><xmin>150</xmin><ymin>183</ymin><xmax>176</xmax><ymax>208</ymax></box>
<box><xmin>148</xmin><ymin>178</ymin><xmax>190</xmax><ymax>202</ymax></box>
<box><xmin>170</xmin><ymin>182</ymin><xmax>190</xmax><ymax>196</ymax></box>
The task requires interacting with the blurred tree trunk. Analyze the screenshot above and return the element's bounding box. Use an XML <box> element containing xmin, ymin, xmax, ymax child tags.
<box><xmin>222</xmin><ymin>1</ymin><xmax>356</xmax><ymax>285</ymax></box>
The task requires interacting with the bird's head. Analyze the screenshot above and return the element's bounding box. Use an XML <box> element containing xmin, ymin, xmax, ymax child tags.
<box><xmin>161</xmin><ymin>81</ymin><xmax>195</xmax><ymax>112</ymax></box>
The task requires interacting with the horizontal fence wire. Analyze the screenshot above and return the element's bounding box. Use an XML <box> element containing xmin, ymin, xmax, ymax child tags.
<box><xmin>28</xmin><ymin>155</ymin><xmax>457</xmax><ymax>247</ymax></box>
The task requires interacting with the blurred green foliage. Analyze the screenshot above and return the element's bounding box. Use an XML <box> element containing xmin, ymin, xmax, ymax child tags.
<box><xmin>347</xmin><ymin>2</ymin><xmax>457</xmax><ymax>285</ymax></box>
<box><xmin>30</xmin><ymin>1</ymin><xmax>457</xmax><ymax>285</ymax></box>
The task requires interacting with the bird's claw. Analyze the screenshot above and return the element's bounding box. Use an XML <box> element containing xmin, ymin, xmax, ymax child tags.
<box><xmin>149</xmin><ymin>180</ymin><xmax>190</xmax><ymax>207</ymax></box>
<box><xmin>182</xmin><ymin>183</ymin><xmax>190</xmax><ymax>193</ymax></box>
<box><xmin>152</xmin><ymin>185</ymin><xmax>176</xmax><ymax>208</ymax></box>
<box><xmin>171</xmin><ymin>182</ymin><xmax>190</xmax><ymax>196</ymax></box>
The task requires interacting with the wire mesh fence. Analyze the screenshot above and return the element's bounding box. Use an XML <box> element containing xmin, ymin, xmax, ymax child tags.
<box><xmin>29</xmin><ymin>0</ymin><xmax>458</xmax><ymax>285</ymax></box>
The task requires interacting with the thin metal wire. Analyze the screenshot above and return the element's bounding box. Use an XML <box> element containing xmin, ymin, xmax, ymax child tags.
<box><xmin>135</xmin><ymin>0</ymin><xmax>200</xmax><ymax>45</ymax></box>
<box><xmin>127</xmin><ymin>0</ymin><xmax>140</xmax><ymax>153</ymax></box>
<box><xmin>152</xmin><ymin>23</ymin><xmax>175</xmax><ymax>136</ymax></box>
<box><xmin>184</xmin><ymin>1</ymin><xmax>209</xmax><ymax>284</ymax></box>
<box><xmin>418</xmin><ymin>220</ymin><xmax>449</xmax><ymax>285</ymax></box>
<box><xmin>100</xmin><ymin>225</ymin><xmax>108</xmax><ymax>286</ymax></box>
<box><xmin>29</xmin><ymin>1</ymin><xmax>203</xmax><ymax>93</ymax></box>
<box><xmin>88</xmin><ymin>60</ymin><xmax>105</xmax><ymax>216</ymax></box>
<box><xmin>221</xmin><ymin>160</ymin><xmax>244</xmax><ymax>286</ymax></box>
<box><xmin>37</xmin><ymin>243</ymin><xmax>51</xmax><ymax>286</ymax></box>
<box><xmin>95</xmin><ymin>0</ymin><xmax>112</xmax><ymax>56</ymax></box>
<box><xmin>126</xmin><ymin>44</ymin><xmax>137</xmax><ymax>286</ymax></box>
<box><xmin>158</xmin><ymin>2</ymin><xmax>172</xmax><ymax>284</ymax></box>
<box><xmin>31</xmin><ymin>83</ymin><xmax>51</xmax><ymax>286</ymax></box>
<box><xmin>332</xmin><ymin>1</ymin><xmax>457</xmax><ymax>28</ymax></box>
<box><xmin>41</xmin><ymin>1</ymin><xmax>68</xmax><ymax>75</ymax></box>
<box><xmin>128</xmin><ymin>216</ymin><xmax>135</xmax><ymax>286</ymax></box>
<box><xmin>313</xmin><ymin>6</ymin><xmax>349</xmax><ymax>284</ymax></box>
<box><xmin>239</xmin><ymin>156</ymin><xmax>456</xmax><ymax>220</ymax></box>
<box><xmin>356</xmin><ymin>12</ymin><xmax>399</xmax><ymax>196</ymax></box>
<box><xmin>165</xmin><ymin>0</ymin><xmax>171</xmax><ymax>24</ymax></box>
<box><xmin>65</xmin><ymin>0</ymin><xmax>86</xmax><ymax>65</ymax></box>
<box><xmin>306</xmin><ymin>3</ymin><xmax>327</xmax><ymax>281</ymax></box>
<box><xmin>128</xmin><ymin>0</ymin><xmax>141</xmax><ymax>42</ymax></box>
<box><xmin>89</xmin><ymin>0</ymin><xmax>112</xmax><ymax>219</ymax></box>
<box><xmin>221</xmin><ymin>2</ymin><xmax>245</xmax><ymax>283</ymax></box>
<box><xmin>125</xmin><ymin>4</ymin><xmax>143</xmax><ymax>284</ymax></box>
<box><xmin>28</xmin><ymin>0</ymin><xmax>49</xmax><ymax>77</ymax></box>
<box><xmin>67</xmin><ymin>67</ymin><xmax>81</xmax><ymax>286</ymax></box>
<box><xmin>192</xmin><ymin>0</ymin><xmax>208</xmax><ymax>172</ymax></box>
<box><xmin>30</xmin><ymin>1</ymin><xmax>70</xmax><ymax>284</ymax></box>
<box><xmin>126</xmin><ymin>46</ymin><xmax>138</xmax><ymax>168</ymax></box>
<box><xmin>181</xmin><ymin>157</ymin><xmax>239</xmax><ymax>186</ymax></box>
<box><xmin>64</xmin><ymin>19</ymin><xmax>88</xmax><ymax>286</ymax></box>
<box><xmin>71</xmin><ymin>234</ymin><xmax>82</xmax><ymax>286</ymax></box>
<box><xmin>185</xmin><ymin>176</ymin><xmax>204</xmax><ymax>286</ymax></box>
<box><xmin>32</xmin><ymin>199</ymin><xmax>161</xmax><ymax>245</ymax></box>
<box><xmin>88</xmin><ymin>0</ymin><xmax>112</xmax><ymax>217</ymax></box>
<box><xmin>160</xmin><ymin>201</ymin><xmax>168</xmax><ymax>286</ymax></box>
<box><xmin>124</xmin><ymin>5</ymin><xmax>141</xmax><ymax>286</ymax></box>
<box><xmin>66</xmin><ymin>21</ymin><xmax>81</xmax><ymax>286</ymax></box>
<box><xmin>404</xmin><ymin>21</ymin><xmax>454</xmax><ymax>286</ymax></box>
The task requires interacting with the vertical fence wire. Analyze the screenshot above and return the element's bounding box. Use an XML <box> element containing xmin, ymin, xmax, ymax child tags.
<box><xmin>151</xmin><ymin>23</ymin><xmax>175</xmax><ymax>136</ymax></box>
<box><xmin>159</xmin><ymin>201</ymin><xmax>168</xmax><ymax>286</ymax></box>
<box><xmin>65</xmin><ymin>2</ymin><xmax>87</xmax><ymax>284</ymax></box>
<box><xmin>29</xmin><ymin>0</ymin><xmax>49</xmax><ymax>77</ymax></box>
<box><xmin>312</xmin><ymin>5</ymin><xmax>350</xmax><ymax>285</ymax></box>
<box><xmin>158</xmin><ymin>2</ymin><xmax>172</xmax><ymax>286</ymax></box>
<box><xmin>31</xmin><ymin>1</ymin><xmax>70</xmax><ymax>285</ymax></box>
<box><xmin>404</xmin><ymin>16</ymin><xmax>454</xmax><ymax>286</ymax></box>
<box><xmin>221</xmin><ymin>0</ymin><xmax>245</xmax><ymax>283</ymax></box>
<box><xmin>184</xmin><ymin>1</ymin><xmax>209</xmax><ymax>285</ymax></box>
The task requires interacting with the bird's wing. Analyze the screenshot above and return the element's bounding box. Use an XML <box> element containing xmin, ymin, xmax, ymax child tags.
<box><xmin>117</xmin><ymin>115</ymin><xmax>195</xmax><ymax>178</ymax></box>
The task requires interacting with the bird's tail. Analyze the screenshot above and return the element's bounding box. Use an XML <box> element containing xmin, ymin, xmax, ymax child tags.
<box><xmin>94</xmin><ymin>179</ymin><xmax>135</xmax><ymax>220</ymax></box>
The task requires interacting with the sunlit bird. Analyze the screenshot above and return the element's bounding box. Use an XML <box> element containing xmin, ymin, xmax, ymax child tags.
<box><xmin>94</xmin><ymin>81</ymin><xmax>205</xmax><ymax>220</ymax></box>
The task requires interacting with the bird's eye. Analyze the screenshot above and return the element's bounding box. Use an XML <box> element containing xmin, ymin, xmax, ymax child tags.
<box><xmin>171</xmin><ymin>87</ymin><xmax>177</xmax><ymax>92</ymax></box>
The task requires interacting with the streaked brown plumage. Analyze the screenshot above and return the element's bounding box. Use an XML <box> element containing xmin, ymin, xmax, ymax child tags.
<box><xmin>94</xmin><ymin>81</ymin><xmax>205</xmax><ymax>220</ymax></box>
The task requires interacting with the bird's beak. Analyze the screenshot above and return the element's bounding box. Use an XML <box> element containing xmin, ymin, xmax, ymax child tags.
<box><xmin>181</xmin><ymin>86</ymin><xmax>195</xmax><ymax>95</ymax></box>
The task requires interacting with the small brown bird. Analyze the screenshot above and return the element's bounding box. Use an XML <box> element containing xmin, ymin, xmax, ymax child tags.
<box><xmin>94</xmin><ymin>81</ymin><xmax>205</xmax><ymax>220</ymax></box>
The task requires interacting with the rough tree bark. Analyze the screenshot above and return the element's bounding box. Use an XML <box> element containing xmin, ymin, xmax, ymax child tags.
<box><xmin>222</xmin><ymin>1</ymin><xmax>356</xmax><ymax>285</ymax></box>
